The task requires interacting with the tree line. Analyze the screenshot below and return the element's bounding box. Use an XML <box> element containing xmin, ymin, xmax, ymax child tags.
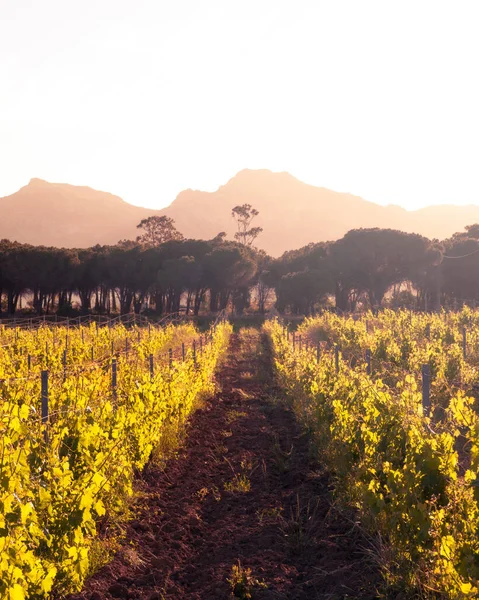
<box><xmin>1</xmin><ymin>207</ymin><xmax>479</xmax><ymax>316</ymax></box>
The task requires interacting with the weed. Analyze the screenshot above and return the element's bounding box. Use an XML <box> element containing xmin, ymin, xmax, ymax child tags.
<box><xmin>224</xmin><ymin>473</ymin><xmax>251</xmax><ymax>493</ymax></box>
<box><xmin>279</xmin><ymin>494</ymin><xmax>321</xmax><ymax>553</ymax></box>
<box><xmin>271</xmin><ymin>433</ymin><xmax>294</xmax><ymax>474</ymax></box>
<box><xmin>256</xmin><ymin>506</ymin><xmax>283</xmax><ymax>525</ymax></box>
<box><xmin>226</xmin><ymin>409</ymin><xmax>248</xmax><ymax>424</ymax></box>
<box><xmin>196</xmin><ymin>487</ymin><xmax>209</xmax><ymax>501</ymax></box>
<box><xmin>122</xmin><ymin>544</ymin><xmax>146</xmax><ymax>568</ymax></box>
<box><xmin>228</xmin><ymin>561</ymin><xmax>267</xmax><ymax>599</ymax></box>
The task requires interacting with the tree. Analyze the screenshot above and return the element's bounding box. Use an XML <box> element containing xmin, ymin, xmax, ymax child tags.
<box><xmin>269</xmin><ymin>243</ymin><xmax>332</xmax><ymax>313</ymax></box>
<box><xmin>231</xmin><ymin>204</ymin><xmax>263</xmax><ymax>247</ymax></box>
<box><xmin>277</xmin><ymin>269</ymin><xmax>331</xmax><ymax>315</ymax></box>
<box><xmin>203</xmin><ymin>244</ymin><xmax>257</xmax><ymax>312</ymax></box>
<box><xmin>330</xmin><ymin>229</ymin><xmax>437</xmax><ymax>310</ymax></box>
<box><xmin>136</xmin><ymin>216</ymin><xmax>184</xmax><ymax>248</ymax></box>
<box><xmin>440</xmin><ymin>234</ymin><xmax>479</xmax><ymax>307</ymax></box>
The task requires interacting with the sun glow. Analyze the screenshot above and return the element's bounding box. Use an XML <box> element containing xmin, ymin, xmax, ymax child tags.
<box><xmin>1</xmin><ymin>0</ymin><xmax>478</xmax><ymax>210</ymax></box>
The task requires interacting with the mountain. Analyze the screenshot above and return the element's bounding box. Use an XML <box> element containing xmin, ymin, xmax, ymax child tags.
<box><xmin>160</xmin><ymin>169</ymin><xmax>479</xmax><ymax>254</ymax></box>
<box><xmin>0</xmin><ymin>178</ymin><xmax>162</xmax><ymax>248</ymax></box>
<box><xmin>1</xmin><ymin>170</ymin><xmax>479</xmax><ymax>255</ymax></box>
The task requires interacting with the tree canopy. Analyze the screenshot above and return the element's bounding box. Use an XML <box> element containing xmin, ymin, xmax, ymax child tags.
<box><xmin>3</xmin><ymin>221</ymin><xmax>479</xmax><ymax>317</ymax></box>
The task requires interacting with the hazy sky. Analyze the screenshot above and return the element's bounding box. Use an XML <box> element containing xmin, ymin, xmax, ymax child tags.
<box><xmin>1</xmin><ymin>1</ymin><xmax>478</xmax><ymax>210</ymax></box>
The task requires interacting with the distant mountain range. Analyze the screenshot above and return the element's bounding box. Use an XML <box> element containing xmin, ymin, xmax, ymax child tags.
<box><xmin>1</xmin><ymin>170</ymin><xmax>478</xmax><ymax>255</ymax></box>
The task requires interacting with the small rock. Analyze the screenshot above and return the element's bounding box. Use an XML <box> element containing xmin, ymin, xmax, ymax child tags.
<box><xmin>131</xmin><ymin>520</ymin><xmax>150</xmax><ymax>533</ymax></box>
<box><xmin>108</xmin><ymin>583</ymin><xmax>129</xmax><ymax>599</ymax></box>
<box><xmin>150</xmin><ymin>556</ymin><xmax>163</xmax><ymax>569</ymax></box>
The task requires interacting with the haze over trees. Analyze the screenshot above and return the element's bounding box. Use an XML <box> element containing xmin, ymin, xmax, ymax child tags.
<box><xmin>2</xmin><ymin>204</ymin><xmax>479</xmax><ymax>316</ymax></box>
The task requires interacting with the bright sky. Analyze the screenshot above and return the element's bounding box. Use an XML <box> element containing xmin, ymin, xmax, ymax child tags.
<box><xmin>1</xmin><ymin>0</ymin><xmax>478</xmax><ymax>210</ymax></box>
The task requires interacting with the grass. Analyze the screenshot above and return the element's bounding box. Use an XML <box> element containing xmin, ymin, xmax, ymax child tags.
<box><xmin>224</xmin><ymin>457</ymin><xmax>256</xmax><ymax>493</ymax></box>
<box><xmin>228</xmin><ymin>561</ymin><xmax>267</xmax><ymax>599</ymax></box>
<box><xmin>224</xmin><ymin>473</ymin><xmax>251</xmax><ymax>493</ymax></box>
<box><xmin>226</xmin><ymin>409</ymin><xmax>248</xmax><ymax>424</ymax></box>
<box><xmin>278</xmin><ymin>493</ymin><xmax>321</xmax><ymax>554</ymax></box>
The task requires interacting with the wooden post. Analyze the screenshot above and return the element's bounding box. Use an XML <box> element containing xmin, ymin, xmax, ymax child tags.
<box><xmin>169</xmin><ymin>348</ymin><xmax>173</xmax><ymax>369</ymax></box>
<box><xmin>112</xmin><ymin>358</ymin><xmax>117</xmax><ymax>403</ymax></box>
<box><xmin>425</xmin><ymin>323</ymin><xmax>431</xmax><ymax>340</ymax></box>
<box><xmin>63</xmin><ymin>349</ymin><xmax>67</xmax><ymax>382</ymax></box>
<box><xmin>41</xmin><ymin>370</ymin><xmax>49</xmax><ymax>441</ymax></box>
<box><xmin>149</xmin><ymin>354</ymin><xmax>154</xmax><ymax>379</ymax></box>
<box><xmin>91</xmin><ymin>346</ymin><xmax>94</xmax><ymax>361</ymax></box>
<box><xmin>422</xmin><ymin>364</ymin><xmax>431</xmax><ymax>416</ymax></box>
<box><xmin>335</xmin><ymin>346</ymin><xmax>340</xmax><ymax>373</ymax></box>
<box><xmin>182</xmin><ymin>342</ymin><xmax>185</xmax><ymax>361</ymax></box>
<box><xmin>366</xmin><ymin>348</ymin><xmax>371</xmax><ymax>376</ymax></box>
<box><xmin>28</xmin><ymin>354</ymin><xmax>31</xmax><ymax>372</ymax></box>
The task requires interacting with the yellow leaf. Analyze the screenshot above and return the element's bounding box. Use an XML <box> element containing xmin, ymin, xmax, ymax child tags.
<box><xmin>94</xmin><ymin>499</ymin><xmax>106</xmax><ymax>517</ymax></box>
<box><xmin>20</xmin><ymin>503</ymin><xmax>33</xmax><ymax>525</ymax></box>
<box><xmin>460</xmin><ymin>582</ymin><xmax>473</xmax><ymax>594</ymax></box>
<box><xmin>19</xmin><ymin>404</ymin><xmax>29</xmax><ymax>420</ymax></box>
<box><xmin>79</xmin><ymin>491</ymin><xmax>93</xmax><ymax>510</ymax></box>
<box><xmin>41</xmin><ymin>567</ymin><xmax>57</xmax><ymax>593</ymax></box>
<box><xmin>439</xmin><ymin>535</ymin><xmax>455</xmax><ymax>559</ymax></box>
<box><xmin>9</xmin><ymin>584</ymin><xmax>25</xmax><ymax>600</ymax></box>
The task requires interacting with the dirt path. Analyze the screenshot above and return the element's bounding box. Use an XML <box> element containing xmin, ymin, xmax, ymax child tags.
<box><xmin>71</xmin><ymin>331</ymin><xmax>381</xmax><ymax>600</ymax></box>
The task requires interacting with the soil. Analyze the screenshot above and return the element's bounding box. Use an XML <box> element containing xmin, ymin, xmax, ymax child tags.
<box><xmin>67</xmin><ymin>331</ymin><xmax>382</xmax><ymax>600</ymax></box>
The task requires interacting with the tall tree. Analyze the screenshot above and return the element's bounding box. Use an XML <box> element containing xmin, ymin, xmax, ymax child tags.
<box><xmin>231</xmin><ymin>204</ymin><xmax>263</xmax><ymax>247</ymax></box>
<box><xmin>330</xmin><ymin>228</ymin><xmax>437</xmax><ymax>310</ymax></box>
<box><xmin>136</xmin><ymin>216</ymin><xmax>184</xmax><ymax>248</ymax></box>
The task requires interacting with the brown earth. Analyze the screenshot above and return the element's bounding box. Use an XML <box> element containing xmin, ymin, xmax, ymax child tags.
<box><xmin>67</xmin><ymin>331</ymin><xmax>382</xmax><ymax>600</ymax></box>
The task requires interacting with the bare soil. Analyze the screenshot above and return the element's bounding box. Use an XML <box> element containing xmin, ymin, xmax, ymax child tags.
<box><xmin>67</xmin><ymin>331</ymin><xmax>382</xmax><ymax>600</ymax></box>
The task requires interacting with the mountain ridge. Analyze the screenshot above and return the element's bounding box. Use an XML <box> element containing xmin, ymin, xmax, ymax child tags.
<box><xmin>1</xmin><ymin>169</ymin><xmax>478</xmax><ymax>254</ymax></box>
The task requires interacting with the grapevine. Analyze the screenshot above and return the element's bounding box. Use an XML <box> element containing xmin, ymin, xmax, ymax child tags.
<box><xmin>266</xmin><ymin>312</ymin><xmax>479</xmax><ymax>598</ymax></box>
<box><xmin>0</xmin><ymin>320</ymin><xmax>231</xmax><ymax>599</ymax></box>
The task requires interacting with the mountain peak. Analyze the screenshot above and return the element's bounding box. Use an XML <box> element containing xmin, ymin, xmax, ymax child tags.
<box><xmin>225</xmin><ymin>168</ymin><xmax>299</xmax><ymax>186</ymax></box>
<box><xmin>28</xmin><ymin>177</ymin><xmax>50</xmax><ymax>186</ymax></box>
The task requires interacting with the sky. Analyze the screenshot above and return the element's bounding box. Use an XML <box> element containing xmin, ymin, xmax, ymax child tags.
<box><xmin>1</xmin><ymin>0</ymin><xmax>478</xmax><ymax>210</ymax></box>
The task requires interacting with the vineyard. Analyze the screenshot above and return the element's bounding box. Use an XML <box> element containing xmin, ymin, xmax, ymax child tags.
<box><xmin>267</xmin><ymin>309</ymin><xmax>479</xmax><ymax>598</ymax></box>
<box><xmin>0</xmin><ymin>317</ymin><xmax>231</xmax><ymax>599</ymax></box>
<box><xmin>5</xmin><ymin>310</ymin><xmax>479</xmax><ymax>599</ymax></box>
